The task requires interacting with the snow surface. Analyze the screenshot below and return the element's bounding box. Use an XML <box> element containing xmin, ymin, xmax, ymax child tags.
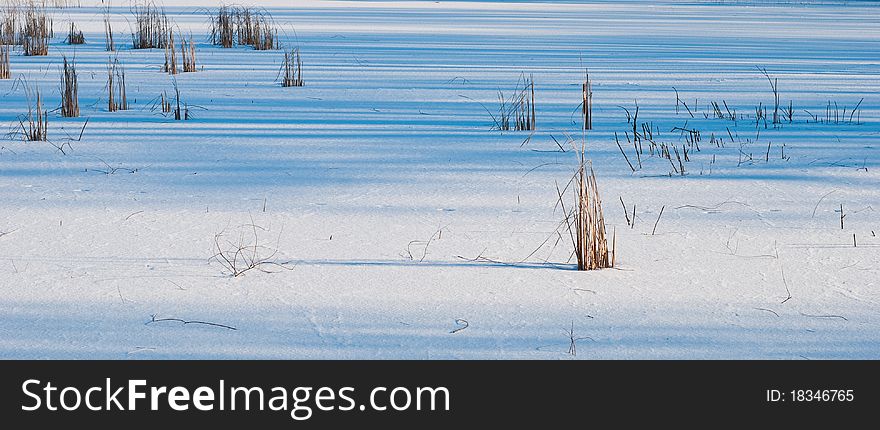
<box><xmin>0</xmin><ymin>0</ymin><xmax>878</xmax><ymax>359</ymax></box>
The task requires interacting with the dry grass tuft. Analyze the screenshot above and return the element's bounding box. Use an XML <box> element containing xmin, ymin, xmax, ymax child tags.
<box><xmin>60</xmin><ymin>55</ymin><xmax>79</xmax><ymax>117</ymax></box>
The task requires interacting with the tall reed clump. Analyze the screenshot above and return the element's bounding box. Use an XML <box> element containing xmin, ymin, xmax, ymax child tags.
<box><xmin>210</xmin><ymin>6</ymin><xmax>278</xmax><ymax>50</ymax></box>
<box><xmin>65</xmin><ymin>22</ymin><xmax>83</xmax><ymax>44</ymax></box>
<box><xmin>558</xmin><ymin>140</ymin><xmax>614</xmax><ymax>271</ymax></box>
<box><xmin>21</xmin><ymin>84</ymin><xmax>48</xmax><ymax>141</ymax></box>
<box><xmin>61</xmin><ymin>55</ymin><xmax>79</xmax><ymax>117</ymax></box>
<box><xmin>282</xmin><ymin>47</ymin><xmax>303</xmax><ymax>87</ymax></box>
<box><xmin>131</xmin><ymin>1</ymin><xmax>169</xmax><ymax>49</ymax></box>
<box><xmin>210</xmin><ymin>5</ymin><xmax>234</xmax><ymax>48</ymax></box>
<box><xmin>0</xmin><ymin>44</ymin><xmax>10</xmax><ymax>79</ymax></box>
<box><xmin>1</xmin><ymin>6</ymin><xmax>18</xmax><ymax>45</ymax></box>
<box><xmin>496</xmin><ymin>74</ymin><xmax>536</xmax><ymax>131</ymax></box>
<box><xmin>107</xmin><ymin>58</ymin><xmax>127</xmax><ymax>111</ymax></box>
<box><xmin>582</xmin><ymin>70</ymin><xmax>592</xmax><ymax>130</ymax></box>
<box><xmin>21</xmin><ymin>4</ymin><xmax>51</xmax><ymax>56</ymax></box>
<box><xmin>181</xmin><ymin>35</ymin><xmax>197</xmax><ymax>72</ymax></box>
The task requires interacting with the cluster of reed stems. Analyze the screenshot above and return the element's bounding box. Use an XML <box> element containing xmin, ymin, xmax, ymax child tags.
<box><xmin>21</xmin><ymin>84</ymin><xmax>48</xmax><ymax>141</ymax></box>
<box><xmin>61</xmin><ymin>55</ymin><xmax>79</xmax><ymax>117</ymax></box>
<box><xmin>582</xmin><ymin>71</ymin><xmax>592</xmax><ymax>130</ymax></box>
<box><xmin>210</xmin><ymin>6</ymin><xmax>278</xmax><ymax>50</ymax></box>
<box><xmin>497</xmin><ymin>74</ymin><xmax>536</xmax><ymax>131</ymax></box>
<box><xmin>21</xmin><ymin>4</ymin><xmax>51</xmax><ymax>56</ymax></box>
<box><xmin>103</xmin><ymin>6</ymin><xmax>114</xmax><ymax>51</ymax></box>
<box><xmin>107</xmin><ymin>58</ymin><xmax>127</xmax><ymax>112</ymax></box>
<box><xmin>282</xmin><ymin>47</ymin><xmax>303</xmax><ymax>87</ymax></box>
<box><xmin>558</xmin><ymin>144</ymin><xmax>614</xmax><ymax>271</ymax></box>
<box><xmin>163</xmin><ymin>27</ymin><xmax>177</xmax><ymax>74</ymax></box>
<box><xmin>64</xmin><ymin>22</ymin><xmax>83</xmax><ymax>44</ymax></box>
<box><xmin>181</xmin><ymin>35</ymin><xmax>197</xmax><ymax>73</ymax></box>
<box><xmin>131</xmin><ymin>1</ymin><xmax>169</xmax><ymax>49</ymax></box>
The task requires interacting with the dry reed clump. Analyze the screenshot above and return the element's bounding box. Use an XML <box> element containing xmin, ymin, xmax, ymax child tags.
<box><xmin>496</xmin><ymin>73</ymin><xmax>536</xmax><ymax>131</ymax></box>
<box><xmin>19</xmin><ymin>83</ymin><xmax>48</xmax><ymax>141</ymax></box>
<box><xmin>64</xmin><ymin>22</ymin><xmax>83</xmax><ymax>44</ymax></box>
<box><xmin>210</xmin><ymin>5</ymin><xmax>278</xmax><ymax>50</ymax></box>
<box><xmin>60</xmin><ymin>55</ymin><xmax>79</xmax><ymax>117</ymax></box>
<box><xmin>0</xmin><ymin>44</ymin><xmax>10</xmax><ymax>79</ymax></box>
<box><xmin>557</xmin><ymin>141</ymin><xmax>614</xmax><ymax>271</ymax></box>
<box><xmin>281</xmin><ymin>47</ymin><xmax>303</xmax><ymax>87</ymax></box>
<box><xmin>21</xmin><ymin>4</ymin><xmax>51</xmax><ymax>56</ymax></box>
<box><xmin>131</xmin><ymin>1</ymin><xmax>169</xmax><ymax>49</ymax></box>
<box><xmin>107</xmin><ymin>58</ymin><xmax>127</xmax><ymax>111</ymax></box>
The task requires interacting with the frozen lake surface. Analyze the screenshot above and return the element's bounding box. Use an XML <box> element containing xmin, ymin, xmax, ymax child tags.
<box><xmin>0</xmin><ymin>0</ymin><xmax>878</xmax><ymax>358</ymax></box>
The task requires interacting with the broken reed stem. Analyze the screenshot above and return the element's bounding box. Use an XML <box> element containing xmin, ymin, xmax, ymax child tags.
<box><xmin>107</xmin><ymin>58</ymin><xmax>127</xmax><ymax>111</ymax></box>
<box><xmin>61</xmin><ymin>55</ymin><xmax>79</xmax><ymax>118</ymax></box>
<box><xmin>65</xmin><ymin>22</ymin><xmax>83</xmax><ymax>44</ymax></box>
<box><xmin>282</xmin><ymin>47</ymin><xmax>303</xmax><ymax>87</ymax></box>
<box><xmin>0</xmin><ymin>44</ymin><xmax>9</xmax><ymax>79</ymax></box>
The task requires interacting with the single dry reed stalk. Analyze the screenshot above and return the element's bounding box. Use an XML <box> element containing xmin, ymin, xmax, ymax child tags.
<box><xmin>0</xmin><ymin>44</ymin><xmax>10</xmax><ymax>79</ymax></box>
<box><xmin>582</xmin><ymin>70</ymin><xmax>592</xmax><ymax>130</ymax></box>
<box><xmin>65</xmin><ymin>22</ymin><xmax>83</xmax><ymax>44</ymax></box>
<box><xmin>61</xmin><ymin>55</ymin><xmax>79</xmax><ymax>117</ymax></box>
<box><xmin>282</xmin><ymin>47</ymin><xmax>303</xmax><ymax>87</ymax></box>
<box><xmin>107</xmin><ymin>58</ymin><xmax>127</xmax><ymax>111</ymax></box>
